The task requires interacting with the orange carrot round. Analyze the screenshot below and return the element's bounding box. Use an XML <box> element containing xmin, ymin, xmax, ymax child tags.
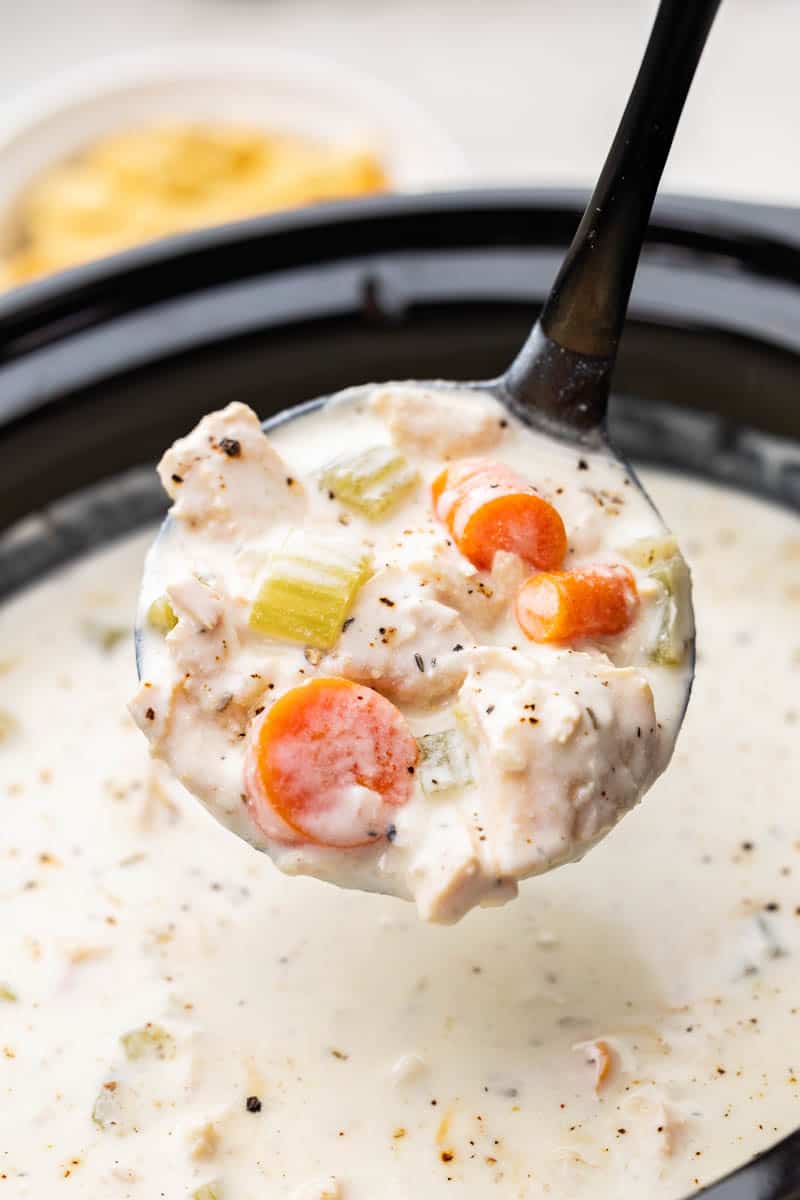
<box><xmin>245</xmin><ymin>677</ymin><xmax>417</xmax><ymax>848</ymax></box>
<box><xmin>431</xmin><ymin>458</ymin><xmax>519</xmax><ymax>521</ymax></box>
<box><xmin>432</xmin><ymin>459</ymin><xmax>566</xmax><ymax>572</ymax></box>
<box><xmin>515</xmin><ymin>565</ymin><xmax>639</xmax><ymax>643</ymax></box>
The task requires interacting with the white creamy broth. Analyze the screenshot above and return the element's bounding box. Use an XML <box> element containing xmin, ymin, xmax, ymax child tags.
<box><xmin>1</xmin><ymin>470</ymin><xmax>799</xmax><ymax>1199</ymax></box>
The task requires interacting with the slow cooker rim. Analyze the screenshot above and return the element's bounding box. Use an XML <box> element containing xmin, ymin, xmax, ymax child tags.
<box><xmin>1</xmin><ymin>187</ymin><xmax>800</xmax><ymax>355</ymax></box>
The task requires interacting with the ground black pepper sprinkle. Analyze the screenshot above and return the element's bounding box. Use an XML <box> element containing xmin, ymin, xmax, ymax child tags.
<box><xmin>387</xmin><ymin>824</ymin><xmax>397</xmax><ymax>842</ymax></box>
<box><xmin>171</xmin><ymin>473</ymin><xmax>183</xmax><ymax>484</ymax></box>
<box><xmin>145</xmin><ymin>707</ymin><xmax>155</xmax><ymax>721</ymax></box>
<box><xmin>218</xmin><ymin>437</ymin><xmax>241</xmax><ymax>458</ymax></box>
<box><xmin>379</xmin><ymin>597</ymin><xmax>396</xmax><ymax>607</ymax></box>
<box><xmin>246</xmin><ymin>1095</ymin><xmax>262</xmax><ymax>1112</ymax></box>
<box><xmin>578</xmin><ymin>459</ymin><xmax>589</xmax><ymax>470</ymax></box>
<box><xmin>414</xmin><ymin>653</ymin><xmax>425</xmax><ymax>672</ymax></box>
<box><xmin>452</xmin><ymin>644</ymin><xmax>464</xmax><ymax>652</ymax></box>
<box><xmin>342</xmin><ymin>618</ymin><xmax>355</xmax><ymax>631</ymax></box>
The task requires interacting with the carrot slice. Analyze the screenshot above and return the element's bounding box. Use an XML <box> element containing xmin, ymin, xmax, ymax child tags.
<box><xmin>431</xmin><ymin>458</ymin><xmax>520</xmax><ymax>522</ymax></box>
<box><xmin>245</xmin><ymin>677</ymin><xmax>417</xmax><ymax>848</ymax></box>
<box><xmin>432</xmin><ymin>459</ymin><xmax>566</xmax><ymax>571</ymax></box>
<box><xmin>515</xmin><ymin>565</ymin><xmax>639</xmax><ymax>643</ymax></box>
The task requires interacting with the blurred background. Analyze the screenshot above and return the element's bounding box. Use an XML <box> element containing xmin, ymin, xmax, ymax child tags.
<box><xmin>1</xmin><ymin>0</ymin><xmax>799</xmax><ymax>291</ymax></box>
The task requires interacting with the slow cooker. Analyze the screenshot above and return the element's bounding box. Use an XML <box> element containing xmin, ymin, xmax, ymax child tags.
<box><xmin>1</xmin><ymin>189</ymin><xmax>798</xmax><ymax>1198</ymax></box>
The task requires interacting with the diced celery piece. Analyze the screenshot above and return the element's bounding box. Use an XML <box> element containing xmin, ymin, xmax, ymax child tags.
<box><xmin>623</xmin><ymin>536</ymin><xmax>690</xmax><ymax>666</ymax></box>
<box><xmin>92</xmin><ymin>1082</ymin><xmax>123</xmax><ymax>1129</ymax></box>
<box><xmin>192</xmin><ymin>1185</ymin><xmax>223</xmax><ymax>1200</ymax></box>
<box><xmin>120</xmin><ymin>1022</ymin><xmax>177</xmax><ymax>1061</ymax></box>
<box><xmin>649</xmin><ymin>557</ymin><xmax>690</xmax><ymax>666</ymax></box>
<box><xmin>83</xmin><ymin>618</ymin><xmax>129</xmax><ymax>652</ymax></box>
<box><xmin>249</xmin><ymin>534</ymin><xmax>371</xmax><ymax>650</ymax></box>
<box><xmin>0</xmin><ymin>708</ymin><xmax>17</xmax><ymax>744</ymax></box>
<box><xmin>321</xmin><ymin>445</ymin><xmax>418</xmax><ymax>518</ymax></box>
<box><xmin>623</xmin><ymin>535</ymin><xmax>679</xmax><ymax>569</ymax></box>
<box><xmin>418</xmin><ymin>729</ymin><xmax>473</xmax><ymax>796</ymax></box>
<box><xmin>0</xmin><ymin>983</ymin><xmax>17</xmax><ymax>1002</ymax></box>
<box><xmin>147</xmin><ymin>596</ymin><xmax>178</xmax><ymax>634</ymax></box>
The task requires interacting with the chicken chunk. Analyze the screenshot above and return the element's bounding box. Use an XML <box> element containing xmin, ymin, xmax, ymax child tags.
<box><xmin>158</xmin><ymin>401</ymin><xmax>304</xmax><ymax>537</ymax></box>
<box><xmin>457</xmin><ymin>646</ymin><xmax>658</xmax><ymax>878</ymax></box>
<box><xmin>371</xmin><ymin>384</ymin><xmax>505</xmax><ymax>458</ymax></box>
<box><xmin>326</xmin><ymin>568</ymin><xmax>472</xmax><ymax>706</ymax></box>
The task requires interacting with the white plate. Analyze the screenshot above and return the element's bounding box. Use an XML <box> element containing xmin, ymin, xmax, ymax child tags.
<box><xmin>0</xmin><ymin>47</ymin><xmax>470</xmax><ymax>256</ymax></box>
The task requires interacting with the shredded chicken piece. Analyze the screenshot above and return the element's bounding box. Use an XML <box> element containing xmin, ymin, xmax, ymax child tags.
<box><xmin>371</xmin><ymin>384</ymin><xmax>504</xmax><ymax>457</ymax></box>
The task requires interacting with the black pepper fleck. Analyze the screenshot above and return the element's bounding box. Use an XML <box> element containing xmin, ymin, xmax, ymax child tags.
<box><xmin>246</xmin><ymin>1095</ymin><xmax>262</xmax><ymax>1112</ymax></box>
<box><xmin>145</xmin><ymin>707</ymin><xmax>155</xmax><ymax>721</ymax></box>
<box><xmin>218</xmin><ymin>437</ymin><xmax>241</xmax><ymax>458</ymax></box>
<box><xmin>578</xmin><ymin>459</ymin><xmax>589</xmax><ymax>470</ymax></box>
<box><xmin>414</xmin><ymin>653</ymin><xmax>425</xmax><ymax>672</ymax></box>
<box><xmin>171</xmin><ymin>473</ymin><xmax>183</xmax><ymax>484</ymax></box>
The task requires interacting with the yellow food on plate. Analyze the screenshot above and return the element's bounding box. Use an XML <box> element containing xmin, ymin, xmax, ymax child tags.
<box><xmin>1</xmin><ymin>122</ymin><xmax>388</xmax><ymax>287</ymax></box>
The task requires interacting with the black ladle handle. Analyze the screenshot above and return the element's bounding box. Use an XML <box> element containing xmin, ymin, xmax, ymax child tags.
<box><xmin>505</xmin><ymin>0</ymin><xmax>722</xmax><ymax>437</ymax></box>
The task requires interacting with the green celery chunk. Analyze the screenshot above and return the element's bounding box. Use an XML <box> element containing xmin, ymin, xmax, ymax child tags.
<box><xmin>649</xmin><ymin>557</ymin><xmax>690</xmax><ymax>666</ymax></box>
<box><xmin>418</xmin><ymin>729</ymin><xmax>473</xmax><ymax>796</ymax></box>
<box><xmin>623</xmin><ymin>536</ymin><xmax>690</xmax><ymax>666</ymax></box>
<box><xmin>147</xmin><ymin>595</ymin><xmax>178</xmax><ymax>634</ymax></box>
<box><xmin>0</xmin><ymin>708</ymin><xmax>17</xmax><ymax>745</ymax></box>
<box><xmin>249</xmin><ymin>534</ymin><xmax>371</xmax><ymax>650</ymax></box>
<box><xmin>92</xmin><ymin>1083</ymin><xmax>123</xmax><ymax>1129</ymax></box>
<box><xmin>82</xmin><ymin>618</ymin><xmax>129</xmax><ymax>652</ymax></box>
<box><xmin>321</xmin><ymin>445</ymin><xmax>418</xmax><ymax>518</ymax></box>
<box><xmin>120</xmin><ymin>1022</ymin><xmax>177</xmax><ymax>1061</ymax></box>
<box><xmin>192</xmin><ymin>1186</ymin><xmax>223</xmax><ymax>1200</ymax></box>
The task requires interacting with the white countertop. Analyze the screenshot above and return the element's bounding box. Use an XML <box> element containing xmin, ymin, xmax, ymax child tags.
<box><xmin>2</xmin><ymin>0</ymin><xmax>799</xmax><ymax>206</ymax></box>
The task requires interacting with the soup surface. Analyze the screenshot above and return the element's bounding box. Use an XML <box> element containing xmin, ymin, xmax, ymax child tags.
<box><xmin>1</xmin><ymin>470</ymin><xmax>799</xmax><ymax>1198</ymax></box>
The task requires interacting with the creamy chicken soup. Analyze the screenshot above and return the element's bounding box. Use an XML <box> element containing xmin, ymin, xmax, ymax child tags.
<box><xmin>2</xmin><ymin>472</ymin><xmax>799</xmax><ymax>1198</ymax></box>
<box><xmin>132</xmin><ymin>386</ymin><xmax>693</xmax><ymax>921</ymax></box>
